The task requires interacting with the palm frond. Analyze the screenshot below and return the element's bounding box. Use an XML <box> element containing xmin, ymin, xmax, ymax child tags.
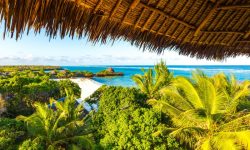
<box><xmin>173</xmin><ymin>109</ymin><xmax>208</xmax><ymax>129</ymax></box>
<box><xmin>147</xmin><ymin>99</ymin><xmax>182</xmax><ymax>117</ymax></box>
<box><xmin>218</xmin><ymin>113</ymin><xmax>250</xmax><ymax>131</ymax></box>
<box><xmin>170</xmin><ymin>127</ymin><xmax>206</xmax><ymax>148</ymax></box>
<box><xmin>209</xmin><ymin>131</ymin><xmax>250</xmax><ymax>150</ymax></box>
<box><xmin>174</xmin><ymin>77</ymin><xmax>203</xmax><ymax>109</ymax></box>
<box><xmin>161</xmin><ymin>87</ymin><xmax>194</xmax><ymax>110</ymax></box>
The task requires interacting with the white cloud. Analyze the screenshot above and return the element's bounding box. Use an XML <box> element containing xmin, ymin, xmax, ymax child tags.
<box><xmin>0</xmin><ymin>28</ymin><xmax>249</xmax><ymax>66</ymax></box>
<box><xmin>0</xmin><ymin>52</ymin><xmax>249</xmax><ymax>66</ymax></box>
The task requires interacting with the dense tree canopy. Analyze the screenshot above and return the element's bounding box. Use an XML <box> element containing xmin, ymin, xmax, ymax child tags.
<box><xmin>0</xmin><ymin>118</ymin><xmax>27</xmax><ymax>149</ymax></box>
<box><xmin>0</xmin><ymin>70</ymin><xmax>80</xmax><ymax>117</ymax></box>
<box><xmin>132</xmin><ymin>65</ymin><xmax>250</xmax><ymax>150</ymax></box>
<box><xmin>88</xmin><ymin>86</ymin><xmax>183</xmax><ymax>150</ymax></box>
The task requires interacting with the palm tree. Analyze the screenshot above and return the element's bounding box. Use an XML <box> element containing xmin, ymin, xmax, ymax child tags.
<box><xmin>212</xmin><ymin>73</ymin><xmax>250</xmax><ymax>113</ymax></box>
<box><xmin>132</xmin><ymin>61</ymin><xmax>173</xmax><ymax>99</ymax></box>
<box><xmin>149</xmin><ymin>72</ymin><xmax>250</xmax><ymax>149</ymax></box>
<box><xmin>17</xmin><ymin>95</ymin><xmax>93</xmax><ymax>150</ymax></box>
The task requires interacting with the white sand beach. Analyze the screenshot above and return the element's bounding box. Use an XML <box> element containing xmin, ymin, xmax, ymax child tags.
<box><xmin>53</xmin><ymin>78</ymin><xmax>103</xmax><ymax>100</ymax></box>
<box><xmin>70</xmin><ymin>78</ymin><xmax>103</xmax><ymax>100</ymax></box>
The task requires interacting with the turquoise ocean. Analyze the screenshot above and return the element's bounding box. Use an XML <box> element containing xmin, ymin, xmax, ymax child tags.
<box><xmin>63</xmin><ymin>66</ymin><xmax>250</xmax><ymax>87</ymax></box>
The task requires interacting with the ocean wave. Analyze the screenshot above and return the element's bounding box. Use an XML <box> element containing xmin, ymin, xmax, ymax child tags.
<box><xmin>112</xmin><ymin>66</ymin><xmax>153</xmax><ymax>69</ymax></box>
<box><xmin>169</xmin><ymin>68</ymin><xmax>195</xmax><ymax>71</ymax></box>
<box><xmin>168</xmin><ymin>67</ymin><xmax>250</xmax><ymax>73</ymax></box>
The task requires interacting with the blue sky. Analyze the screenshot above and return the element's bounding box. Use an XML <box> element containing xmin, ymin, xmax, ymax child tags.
<box><xmin>0</xmin><ymin>28</ymin><xmax>249</xmax><ymax>66</ymax></box>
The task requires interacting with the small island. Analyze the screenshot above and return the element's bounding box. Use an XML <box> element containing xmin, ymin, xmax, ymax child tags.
<box><xmin>95</xmin><ymin>68</ymin><xmax>124</xmax><ymax>77</ymax></box>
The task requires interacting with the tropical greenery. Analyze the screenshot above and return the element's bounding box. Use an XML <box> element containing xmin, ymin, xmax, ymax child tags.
<box><xmin>88</xmin><ymin>86</ymin><xmax>183</xmax><ymax>150</ymax></box>
<box><xmin>0</xmin><ymin>70</ymin><xmax>80</xmax><ymax>117</ymax></box>
<box><xmin>0</xmin><ymin>118</ymin><xmax>27</xmax><ymax>150</ymax></box>
<box><xmin>131</xmin><ymin>62</ymin><xmax>250</xmax><ymax>150</ymax></box>
<box><xmin>17</xmin><ymin>95</ymin><xmax>93</xmax><ymax>150</ymax></box>
<box><xmin>0</xmin><ymin>66</ymin><xmax>62</xmax><ymax>72</ymax></box>
<box><xmin>132</xmin><ymin>61</ymin><xmax>173</xmax><ymax>99</ymax></box>
<box><xmin>95</xmin><ymin>69</ymin><xmax>124</xmax><ymax>77</ymax></box>
<box><xmin>0</xmin><ymin>65</ymin><xmax>123</xmax><ymax>79</ymax></box>
<box><xmin>0</xmin><ymin>62</ymin><xmax>249</xmax><ymax>149</ymax></box>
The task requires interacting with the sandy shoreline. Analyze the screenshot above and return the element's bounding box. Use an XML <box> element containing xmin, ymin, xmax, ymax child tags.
<box><xmin>53</xmin><ymin>78</ymin><xmax>103</xmax><ymax>100</ymax></box>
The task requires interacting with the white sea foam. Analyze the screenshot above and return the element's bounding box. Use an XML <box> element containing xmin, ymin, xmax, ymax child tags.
<box><xmin>168</xmin><ymin>68</ymin><xmax>195</xmax><ymax>71</ymax></box>
<box><xmin>168</xmin><ymin>68</ymin><xmax>250</xmax><ymax>73</ymax></box>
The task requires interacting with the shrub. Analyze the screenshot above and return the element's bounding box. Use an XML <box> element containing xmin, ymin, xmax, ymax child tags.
<box><xmin>89</xmin><ymin>86</ymin><xmax>183</xmax><ymax>149</ymax></box>
<box><xmin>18</xmin><ymin>139</ymin><xmax>45</xmax><ymax>150</ymax></box>
<box><xmin>0</xmin><ymin>72</ymin><xmax>80</xmax><ymax>117</ymax></box>
<box><xmin>58</xmin><ymin>79</ymin><xmax>81</xmax><ymax>98</ymax></box>
<box><xmin>0</xmin><ymin>118</ymin><xmax>27</xmax><ymax>150</ymax></box>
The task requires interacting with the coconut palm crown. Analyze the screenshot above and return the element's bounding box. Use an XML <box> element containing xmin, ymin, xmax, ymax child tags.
<box><xmin>148</xmin><ymin>71</ymin><xmax>250</xmax><ymax>150</ymax></box>
<box><xmin>17</xmin><ymin>94</ymin><xmax>93</xmax><ymax>150</ymax></box>
<box><xmin>132</xmin><ymin>61</ymin><xmax>173</xmax><ymax>99</ymax></box>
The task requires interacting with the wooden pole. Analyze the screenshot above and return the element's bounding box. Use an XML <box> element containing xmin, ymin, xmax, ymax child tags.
<box><xmin>194</xmin><ymin>2</ymin><xmax>220</xmax><ymax>36</ymax></box>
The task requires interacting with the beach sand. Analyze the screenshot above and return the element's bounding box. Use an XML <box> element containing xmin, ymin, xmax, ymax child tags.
<box><xmin>53</xmin><ymin>78</ymin><xmax>103</xmax><ymax>100</ymax></box>
<box><xmin>70</xmin><ymin>78</ymin><xmax>103</xmax><ymax>100</ymax></box>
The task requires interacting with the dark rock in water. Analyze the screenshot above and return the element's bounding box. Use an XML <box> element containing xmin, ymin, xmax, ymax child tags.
<box><xmin>106</xmin><ymin>68</ymin><xmax>115</xmax><ymax>73</ymax></box>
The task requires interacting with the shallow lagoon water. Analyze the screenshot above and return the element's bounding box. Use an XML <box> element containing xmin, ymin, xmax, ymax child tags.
<box><xmin>63</xmin><ymin>65</ymin><xmax>250</xmax><ymax>87</ymax></box>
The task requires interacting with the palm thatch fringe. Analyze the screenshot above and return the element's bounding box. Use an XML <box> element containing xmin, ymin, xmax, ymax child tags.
<box><xmin>0</xmin><ymin>0</ymin><xmax>249</xmax><ymax>59</ymax></box>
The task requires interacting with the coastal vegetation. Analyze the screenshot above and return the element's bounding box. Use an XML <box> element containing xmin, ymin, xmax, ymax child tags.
<box><xmin>0</xmin><ymin>70</ymin><xmax>80</xmax><ymax>117</ymax></box>
<box><xmin>17</xmin><ymin>95</ymin><xmax>93</xmax><ymax>150</ymax></box>
<box><xmin>87</xmin><ymin>86</ymin><xmax>183</xmax><ymax>149</ymax></box>
<box><xmin>0</xmin><ymin>62</ymin><xmax>249</xmax><ymax>149</ymax></box>
<box><xmin>95</xmin><ymin>68</ymin><xmax>124</xmax><ymax>77</ymax></box>
<box><xmin>0</xmin><ymin>66</ymin><xmax>62</xmax><ymax>72</ymax></box>
<box><xmin>0</xmin><ymin>66</ymin><xmax>124</xmax><ymax>79</ymax></box>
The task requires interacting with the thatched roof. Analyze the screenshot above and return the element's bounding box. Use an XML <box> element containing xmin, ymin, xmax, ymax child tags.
<box><xmin>0</xmin><ymin>0</ymin><xmax>249</xmax><ymax>59</ymax></box>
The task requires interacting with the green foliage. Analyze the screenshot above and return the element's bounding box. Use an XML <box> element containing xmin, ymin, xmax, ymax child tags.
<box><xmin>0</xmin><ymin>62</ymin><xmax>249</xmax><ymax>150</ymax></box>
<box><xmin>148</xmin><ymin>71</ymin><xmax>250</xmax><ymax>149</ymax></box>
<box><xmin>82</xmin><ymin>71</ymin><xmax>94</xmax><ymax>77</ymax></box>
<box><xmin>89</xmin><ymin>86</ymin><xmax>183</xmax><ymax>150</ymax></box>
<box><xmin>0</xmin><ymin>118</ymin><xmax>27</xmax><ymax>150</ymax></box>
<box><xmin>58</xmin><ymin>79</ymin><xmax>81</xmax><ymax>98</ymax></box>
<box><xmin>0</xmin><ymin>65</ymin><xmax>61</xmax><ymax>72</ymax></box>
<box><xmin>17</xmin><ymin>95</ymin><xmax>93</xmax><ymax>150</ymax></box>
<box><xmin>0</xmin><ymin>71</ymin><xmax>80</xmax><ymax>117</ymax></box>
<box><xmin>51</xmin><ymin>70</ymin><xmax>96</xmax><ymax>78</ymax></box>
<box><xmin>56</xmin><ymin>70</ymin><xmax>71</xmax><ymax>78</ymax></box>
<box><xmin>96</xmin><ymin>70</ymin><xmax>110</xmax><ymax>75</ymax></box>
<box><xmin>132</xmin><ymin>60</ymin><xmax>173</xmax><ymax>99</ymax></box>
<box><xmin>95</xmin><ymin>70</ymin><xmax>123</xmax><ymax>77</ymax></box>
<box><xmin>238</xmin><ymin>99</ymin><xmax>250</xmax><ymax>111</ymax></box>
<box><xmin>18</xmin><ymin>139</ymin><xmax>45</xmax><ymax>150</ymax></box>
<box><xmin>85</xmin><ymin>85</ymin><xmax>107</xmax><ymax>105</ymax></box>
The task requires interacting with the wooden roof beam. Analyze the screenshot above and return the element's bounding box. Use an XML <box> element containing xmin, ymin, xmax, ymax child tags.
<box><xmin>134</xmin><ymin>0</ymin><xmax>152</xmax><ymax>27</ymax></box>
<box><xmin>139</xmin><ymin>2</ymin><xmax>195</xmax><ymax>29</ymax></box>
<box><xmin>131</xmin><ymin>0</ymin><xmax>140</xmax><ymax>9</ymax></box>
<box><xmin>243</xmin><ymin>31</ymin><xmax>250</xmax><ymax>39</ymax></box>
<box><xmin>121</xmin><ymin>0</ymin><xmax>139</xmax><ymax>23</ymax></box>
<box><xmin>109</xmin><ymin>0</ymin><xmax>123</xmax><ymax>18</ymax></box>
<box><xmin>202</xmin><ymin>31</ymin><xmax>245</xmax><ymax>35</ymax></box>
<box><xmin>142</xmin><ymin>0</ymin><xmax>162</xmax><ymax>31</ymax></box>
<box><xmin>93</xmin><ymin>0</ymin><xmax>103</xmax><ymax>12</ymax></box>
<box><xmin>210</xmin><ymin>0</ymin><xmax>216</xmax><ymax>3</ymax></box>
<box><xmin>218</xmin><ymin>5</ymin><xmax>250</xmax><ymax>10</ymax></box>
<box><xmin>236</xmin><ymin>40</ymin><xmax>250</xmax><ymax>43</ymax></box>
<box><xmin>194</xmin><ymin>2</ymin><xmax>220</xmax><ymax>36</ymax></box>
<box><xmin>69</xmin><ymin>0</ymin><xmax>92</xmax><ymax>9</ymax></box>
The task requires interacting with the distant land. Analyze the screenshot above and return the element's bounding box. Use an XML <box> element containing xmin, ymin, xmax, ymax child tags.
<box><xmin>0</xmin><ymin>65</ymin><xmax>62</xmax><ymax>72</ymax></box>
